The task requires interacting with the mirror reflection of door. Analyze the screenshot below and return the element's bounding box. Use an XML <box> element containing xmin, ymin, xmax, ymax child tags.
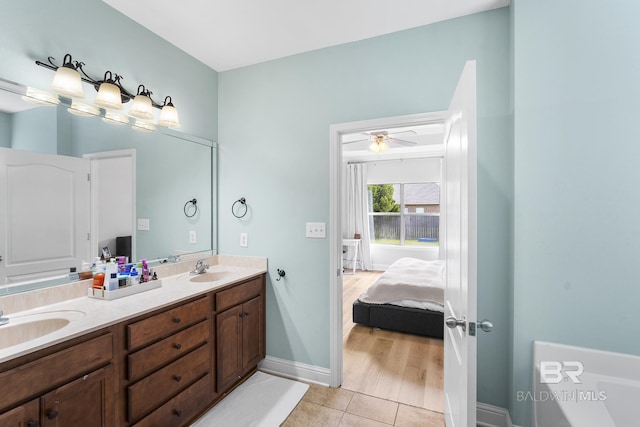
<box><xmin>85</xmin><ymin>150</ymin><xmax>135</xmax><ymax>263</ymax></box>
<box><xmin>0</xmin><ymin>148</ymin><xmax>90</xmax><ymax>285</ymax></box>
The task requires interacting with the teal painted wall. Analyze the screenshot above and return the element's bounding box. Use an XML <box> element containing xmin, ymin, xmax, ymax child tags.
<box><xmin>218</xmin><ymin>8</ymin><xmax>512</xmax><ymax>407</ymax></box>
<box><xmin>0</xmin><ymin>0</ymin><xmax>218</xmax><ymax>141</ymax></box>
<box><xmin>512</xmin><ymin>0</ymin><xmax>640</xmax><ymax>425</ymax></box>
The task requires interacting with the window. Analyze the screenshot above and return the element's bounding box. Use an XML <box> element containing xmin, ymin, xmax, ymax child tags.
<box><xmin>368</xmin><ymin>182</ymin><xmax>440</xmax><ymax>246</ymax></box>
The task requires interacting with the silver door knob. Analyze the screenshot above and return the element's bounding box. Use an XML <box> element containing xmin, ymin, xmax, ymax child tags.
<box><xmin>478</xmin><ymin>319</ymin><xmax>493</xmax><ymax>332</ymax></box>
<box><xmin>445</xmin><ymin>316</ymin><xmax>466</xmax><ymax>331</ymax></box>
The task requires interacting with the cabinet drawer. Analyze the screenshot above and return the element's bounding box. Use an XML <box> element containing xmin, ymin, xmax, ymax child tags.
<box><xmin>215</xmin><ymin>277</ymin><xmax>262</xmax><ymax>312</ymax></box>
<box><xmin>132</xmin><ymin>372</ymin><xmax>212</xmax><ymax>427</ymax></box>
<box><xmin>128</xmin><ymin>320</ymin><xmax>209</xmax><ymax>381</ymax></box>
<box><xmin>128</xmin><ymin>344</ymin><xmax>210</xmax><ymax>422</ymax></box>
<box><xmin>128</xmin><ymin>297</ymin><xmax>209</xmax><ymax>350</ymax></box>
<box><xmin>0</xmin><ymin>333</ymin><xmax>112</xmax><ymax>411</ymax></box>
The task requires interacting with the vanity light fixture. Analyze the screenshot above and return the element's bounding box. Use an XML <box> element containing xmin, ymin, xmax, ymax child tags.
<box><xmin>129</xmin><ymin>85</ymin><xmax>154</xmax><ymax>120</ymax></box>
<box><xmin>368</xmin><ymin>134</ymin><xmax>389</xmax><ymax>153</ymax></box>
<box><xmin>49</xmin><ymin>54</ymin><xmax>85</xmax><ymax>99</ymax></box>
<box><xmin>102</xmin><ymin>111</ymin><xmax>130</xmax><ymax>125</ymax></box>
<box><xmin>158</xmin><ymin>96</ymin><xmax>181</xmax><ymax>128</ymax></box>
<box><xmin>94</xmin><ymin>71</ymin><xmax>124</xmax><ymax>110</ymax></box>
<box><xmin>22</xmin><ymin>87</ymin><xmax>60</xmax><ymax>107</ymax></box>
<box><xmin>35</xmin><ymin>54</ymin><xmax>181</xmax><ymax>131</ymax></box>
<box><xmin>67</xmin><ymin>101</ymin><xmax>100</xmax><ymax>117</ymax></box>
<box><xmin>132</xmin><ymin>119</ymin><xmax>156</xmax><ymax>132</ymax></box>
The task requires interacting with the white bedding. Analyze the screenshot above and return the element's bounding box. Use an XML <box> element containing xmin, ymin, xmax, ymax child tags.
<box><xmin>358</xmin><ymin>257</ymin><xmax>445</xmax><ymax>311</ymax></box>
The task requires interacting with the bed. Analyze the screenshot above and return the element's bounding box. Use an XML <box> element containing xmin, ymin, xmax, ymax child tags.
<box><xmin>352</xmin><ymin>257</ymin><xmax>445</xmax><ymax>339</ymax></box>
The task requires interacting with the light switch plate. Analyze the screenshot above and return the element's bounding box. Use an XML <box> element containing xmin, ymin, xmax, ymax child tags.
<box><xmin>137</xmin><ymin>218</ymin><xmax>150</xmax><ymax>231</ymax></box>
<box><xmin>306</xmin><ymin>222</ymin><xmax>326</xmax><ymax>238</ymax></box>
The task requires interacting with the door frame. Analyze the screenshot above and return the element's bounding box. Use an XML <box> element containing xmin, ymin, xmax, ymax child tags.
<box><xmin>328</xmin><ymin>111</ymin><xmax>450</xmax><ymax>387</ymax></box>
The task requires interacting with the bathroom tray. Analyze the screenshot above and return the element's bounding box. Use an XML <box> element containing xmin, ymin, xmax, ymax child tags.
<box><xmin>88</xmin><ymin>280</ymin><xmax>162</xmax><ymax>300</ymax></box>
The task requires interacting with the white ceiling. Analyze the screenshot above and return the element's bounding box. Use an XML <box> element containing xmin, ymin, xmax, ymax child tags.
<box><xmin>102</xmin><ymin>0</ymin><xmax>509</xmax><ymax>72</ymax></box>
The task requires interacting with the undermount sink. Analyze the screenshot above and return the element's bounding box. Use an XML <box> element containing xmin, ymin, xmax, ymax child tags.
<box><xmin>189</xmin><ymin>271</ymin><xmax>232</xmax><ymax>283</ymax></box>
<box><xmin>0</xmin><ymin>310</ymin><xmax>86</xmax><ymax>350</ymax></box>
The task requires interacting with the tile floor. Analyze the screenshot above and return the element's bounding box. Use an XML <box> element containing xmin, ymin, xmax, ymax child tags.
<box><xmin>282</xmin><ymin>384</ymin><xmax>445</xmax><ymax>427</ymax></box>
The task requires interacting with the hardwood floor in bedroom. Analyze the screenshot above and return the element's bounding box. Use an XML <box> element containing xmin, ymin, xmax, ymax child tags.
<box><xmin>342</xmin><ymin>271</ymin><xmax>444</xmax><ymax>414</ymax></box>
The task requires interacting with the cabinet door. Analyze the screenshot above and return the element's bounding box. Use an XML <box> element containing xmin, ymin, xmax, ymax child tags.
<box><xmin>0</xmin><ymin>399</ymin><xmax>39</xmax><ymax>427</ymax></box>
<box><xmin>41</xmin><ymin>365</ymin><xmax>114</xmax><ymax>427</ymax></box>
<box><xmin>241</xmin><ymin>296</ymin><xmax>263</xmax><ymax>372</ymax></box>
<box><xmin>216</xmin><ymin>305</ymin><xmax>242</xmax><ymax>393</ymax></box>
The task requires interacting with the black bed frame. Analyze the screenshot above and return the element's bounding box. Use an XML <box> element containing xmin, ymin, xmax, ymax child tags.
<box><xmin>352</xmin><ymin>299</ymin><xmax>444</xmax><ymax>339</ymax></box>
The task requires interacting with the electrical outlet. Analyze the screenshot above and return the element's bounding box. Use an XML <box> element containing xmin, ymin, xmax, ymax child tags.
<box><xmin>189</xmin><ymin>230</ymin><xmax>197</xmax><ymax>244</ymax></box>
<box><xmin>137</xmin><ymin>218</ymin><xmax>150</xmax><ymax>231</ymax></box>
<box><xmin>306</xmin><ymin>222</ymin><xmax>326</xmax><ymax>238</ymax></box>
<box><xmin>240</xmin><ymin>232</ymin><xmax>248</xmax><ymax>248</ymax></box>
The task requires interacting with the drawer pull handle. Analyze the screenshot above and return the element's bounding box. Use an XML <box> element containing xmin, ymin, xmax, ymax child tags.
<box><xmin>173</xmin><ymin>317</ymin><xmax>181</xmax><ymax>324</ymax></box>
<box><xmin>174</xmin><ymin>409</ymin><xmax>182</xmax><ymax>417</ymax></box>
<box><xmin>174</xmin><ymin>374</ymin><xmax>182</xmax><ymax>381</ymax></box>
<box><xmin>27</xmin><ymin>421</ymin><xmax>40</xmax><ymax>427</ymax></box>
<box><xmin>174</xmin><ymin>343</ymin><xmax>182</xmax><ymax>350</ymax></box>
<box><xmin>46</xmin><ymin>410</ymin><xmax>58</xmax><ymax>420</ymax></box>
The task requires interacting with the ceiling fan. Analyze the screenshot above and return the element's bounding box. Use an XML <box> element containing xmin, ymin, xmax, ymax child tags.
<box><xmin>342</xmin><ymin>130</ymin><xmax>417</xmax><ymax>152</ymax></box>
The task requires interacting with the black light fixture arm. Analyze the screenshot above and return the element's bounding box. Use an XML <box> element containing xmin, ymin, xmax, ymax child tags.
<box><xmin>35</xmin><ymin>54</ymin><xmax>171</xmax><ymax>109</ymax></box>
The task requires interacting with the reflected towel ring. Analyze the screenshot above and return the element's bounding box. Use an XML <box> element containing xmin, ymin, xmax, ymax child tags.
<box><xmin>184</xmin><ymin>198</ymin><xmax>198</xmax><ymax>218</ymax></box>
<box><xmin>232</xmin><ymin>197</ymin><xmax>247</xmax><ymax>218</ymax></box>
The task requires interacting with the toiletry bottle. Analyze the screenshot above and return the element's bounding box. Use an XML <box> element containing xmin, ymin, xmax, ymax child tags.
<box><xmin>93</xmin><ymin>271</ymin><xmax>105</xmax><ymax>289</ymax></box>
<box><xmin>141</xmin><ymin>259</ymin><xmax>149</xmax><ymax>283</ymax></box>
<box><xmin>130</xmin><ymin>268</ymin><xmax>139</xmax><ymax>286</ymax></box>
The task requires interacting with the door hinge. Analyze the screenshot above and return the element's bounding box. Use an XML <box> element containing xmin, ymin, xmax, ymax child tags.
<box><xmin>87</xmin><ymin>233</ymin><xmax>91</xmax><ymax>241</ymax></box>
<box><xmin>337</xmin><ymin>268</ymin><xmax>341</xmax><ymax>277</ymax></box>
<box><xmin>87</xmin><ymin>173</ymin><xmax>91</xmax><ymax>182</ymax></box>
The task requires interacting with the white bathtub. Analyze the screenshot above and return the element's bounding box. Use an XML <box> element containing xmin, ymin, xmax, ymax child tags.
<box><xmin>532</xmin><ymin>341</ymin><xmax>640</xmax><ymax>427</ymax></box>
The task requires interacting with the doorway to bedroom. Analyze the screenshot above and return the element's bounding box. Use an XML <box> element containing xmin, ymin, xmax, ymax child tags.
<box><xmin>333</xmin><ymin>113</ymin><xmax>447</xmax><ymax>413</ymax></box>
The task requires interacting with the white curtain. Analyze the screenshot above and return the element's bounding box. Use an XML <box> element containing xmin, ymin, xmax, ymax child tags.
<box><xmin>342</xmin><ymin>163</ymin><xmax>372</xmax><ymax>270</ymax></box>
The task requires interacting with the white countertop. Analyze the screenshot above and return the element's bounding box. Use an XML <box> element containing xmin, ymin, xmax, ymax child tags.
<box><xmin>0</xmin><ymin>257</ymin><xmax>267</xmax><ymax>364</ymax></box>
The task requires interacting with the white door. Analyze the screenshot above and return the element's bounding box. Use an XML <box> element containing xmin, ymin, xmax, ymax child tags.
<box><xmin>443</xmin><ymin>61</ymin><xmax>477</xmax><ymax>427</ymax></box>
<box><xmin>0</xmin><ymin>148</ymin><xmax>90</xmax><ymax>285</ymax></box>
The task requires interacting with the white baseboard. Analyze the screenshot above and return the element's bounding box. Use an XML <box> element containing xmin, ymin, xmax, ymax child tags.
<box><xmin>258</xmin><ymin>356</ymin><xmax>331</xmax><ymax>387</ymax></box>
<box><xmin>477</xmin><ymin>402</ymin><xmax>513</xmax><ymax>427</ymax></box>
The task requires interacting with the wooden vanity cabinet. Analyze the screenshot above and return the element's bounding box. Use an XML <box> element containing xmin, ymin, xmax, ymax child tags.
<box><xmin>0</xmin><ymin>331</ymin><xmax>116</xmax><ymax>427</ymax></box>
<box><xmin>125</xmin><ymin>296</ymin><xmax>212</xmax><ymax>426</ymax></box>
<box><xmin>215</xmin><ymin>276</ymin><xmax>265</xmax><ymax>393</ymax></box>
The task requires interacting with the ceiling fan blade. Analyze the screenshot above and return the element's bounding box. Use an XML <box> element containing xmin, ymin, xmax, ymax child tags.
<box><xmin>388</xmin><ymin>137</ymin><xmax>416</xmax><ymax>146</ymax></box>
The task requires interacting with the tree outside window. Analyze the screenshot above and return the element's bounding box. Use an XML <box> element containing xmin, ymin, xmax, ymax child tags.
<box><xmin>368</xmin><ymin>183</ymin><xmax>439</xmax><ymax>246</ymax></box>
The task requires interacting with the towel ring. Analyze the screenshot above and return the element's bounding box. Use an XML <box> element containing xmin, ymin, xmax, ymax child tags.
<box><xmin>184</xmin><ymin>198</ymin><xmax>198</xmax><ymax>218</ymax></box>
<box><xmin>232</xmin><ymin>197</ymin><xmax>247</xmax><ymax>218</ymax></box>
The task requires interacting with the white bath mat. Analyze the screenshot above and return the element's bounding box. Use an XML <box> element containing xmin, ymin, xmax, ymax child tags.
<box><xmin>190</xmin><ymin>371</ymin><xmax>308</xmax><ymax>426</ymax></box>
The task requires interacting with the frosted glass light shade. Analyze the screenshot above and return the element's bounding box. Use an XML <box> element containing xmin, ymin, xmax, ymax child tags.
<box><xmin>102</xmin><ymin>111</ymin><xmax>129</xmax><ymax>125</ymax></box>
<box><xmin>50</xmin><ymin>66</ymin><xmax>84</xmax><ymax>98</ymax></box>
<box><xmin>158</xmin><ymin>104</ymin><xmax>180</xmax><ymax>128</ymax></box>
<box><xmin>95</xmin><ymin>82</ymin><xmax>123</xmax><ymax>110</ymax></box>
<box><xmin>369</xmin><ymin>141</ymin><xmax>388</xmax><ymax>152</ymax></box>
<box><xmin>68</xmin><ymin>101</ymin><xmax>100</xmax><ymax>117</ymax></box>
<box><xmin>129</xmin><ymin>94</ymin><xmax>153</xmax><ymax>119</ymax></box>
<box><xmin>132</xmin><ymin>119</ymin><xmax>156</xmax><ymax>132</ymax></box>
<box><xmin>22</xmin><ymin>87</ymin><xmax>60</xmax><ymax>107</ymax></box>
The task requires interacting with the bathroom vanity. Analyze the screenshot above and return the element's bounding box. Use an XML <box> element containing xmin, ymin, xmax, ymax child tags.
<box><xmin>0</xmin><ymin>256</ymin><xmax>266</xmax><ymax>427</ymax></box>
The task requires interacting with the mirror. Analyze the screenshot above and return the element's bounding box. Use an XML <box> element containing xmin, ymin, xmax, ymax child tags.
<box><xmin>0</xmin><ymin>78</ymin><xmax>217</xmax><ymax>294</ymax></box>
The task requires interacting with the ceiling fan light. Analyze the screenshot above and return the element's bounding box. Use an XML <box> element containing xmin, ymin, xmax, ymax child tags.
<box><xmin>50</xmin><ymin>65</ymin><xmax>84</xmax><ymax>99</ymax></box>
<box><xmin>95</xmin><ymin>81</ymin><xmax>123</xmax><ymax>110</ymax></box>
<box><xmin>102</xmin><ymin>110</ymin><xmax>129</xmax><ymax>125</ymax></box>
<box><xmin>369</xmin><ymin>141</ymin><xmax>388</xmax><ymax>153</ymax></box>
<box><xmin>158</xmin><ymin>96</ymin><xmax>180</xmax><ymax>128</ymax></box>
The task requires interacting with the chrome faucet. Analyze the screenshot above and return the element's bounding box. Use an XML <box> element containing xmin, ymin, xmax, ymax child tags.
<box><xmin>190</xmin><ymin>259</ymin><xmax>209</xmax><ymax>275</ymax></box>
<box><xmin>0</xmin><ymin>310</ymin><xmax>9</xmax><ymax>326</ymax></box>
